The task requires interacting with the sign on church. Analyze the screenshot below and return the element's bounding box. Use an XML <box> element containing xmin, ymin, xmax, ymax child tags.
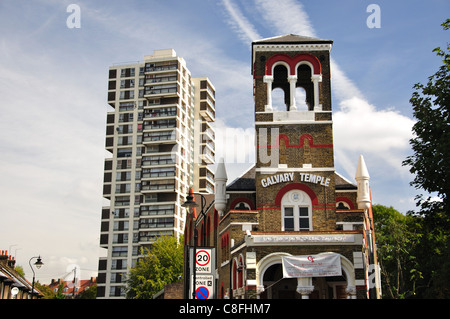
<box><xmin>260</xmin><ymin>172</ymin><xmax>331</xmax><ymax>188</ymax></box>
<box><xmin>282</xmin><ymin>253</ymin><xmax>342</xmax><ymax>278</ymax></box>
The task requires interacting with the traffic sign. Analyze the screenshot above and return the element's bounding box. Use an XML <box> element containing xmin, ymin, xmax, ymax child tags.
<box><xmin>191</xmin><ymin>274</ymin><xmax>214</xmax><ymax>299</ymax></box>
<box><xmin>195</xmin><ymin>249</ymin><xmax>212</xmax><ymax>273</ymax></box>
<box><xmin>188</xmin><ymin>247</ymin><xmax>215</xmax><ymax>299</ymax></box>
<box><xmin>195</xmin><ymin>286</ymin><xmax>209</xmax><ymax>299</ymax></box>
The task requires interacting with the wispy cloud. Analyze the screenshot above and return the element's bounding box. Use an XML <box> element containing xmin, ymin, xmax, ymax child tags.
<box><xmin>254</xmin><ymin>0</ymin><xmax>316</xmax><ymax>37</ymax></box>
<box><xmin>220</xmin><ymin>0</ymin><xmax>262</xmax><ymax>43</ymax></box>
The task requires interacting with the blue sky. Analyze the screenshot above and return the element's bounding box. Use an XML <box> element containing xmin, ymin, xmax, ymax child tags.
<box><xmin>0</xmin><ymin>0</ymin><xmax>448</xmax><ymax>283</ymax></box>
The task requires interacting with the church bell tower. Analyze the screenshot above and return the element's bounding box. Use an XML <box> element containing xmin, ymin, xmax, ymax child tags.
<box><xmin>252</xmin><ymin>34</ymin><xmax>336</xmax><ymax>231</ymax></box>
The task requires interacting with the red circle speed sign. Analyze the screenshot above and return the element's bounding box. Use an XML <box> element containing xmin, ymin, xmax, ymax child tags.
<box><xmin>196</xmin><ymin>250</ymin><xmax>210</xmax><ymax>267</ymax></box>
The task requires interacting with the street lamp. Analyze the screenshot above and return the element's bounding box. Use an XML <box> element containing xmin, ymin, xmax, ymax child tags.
<box><xmin>182</xmin><ymin>189</ymin><xmax>206</xmax><ymax>299</ymax></box>
<box><xmin>29</xmin><ymin>256</ymin><xmax>43</xmax><ymax>299</ymax></box>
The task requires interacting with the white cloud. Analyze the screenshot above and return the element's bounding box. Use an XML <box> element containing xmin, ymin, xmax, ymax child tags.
<box><xmin>254</xmin><ymin>0</ymin><xmax>317</xmax><ymax>37</ymax></box>
<box><xmin>330</xmin><ymin>59</ymin><xmax>364</xmax><ymax>101</ymax></box>
<box><xmin>333</xmin><ymin>96</ymin><xmax>414</xmax><ymax>177</ymax></box>
<box><xmin>221</xmin><ymin>0</ymin><xmax>262</xmax><ymax>43</ymax></box>
<box><xmin>214</xmin><ymin>118</ymin><xmax>256</xmax><ymax>166</ymax></box>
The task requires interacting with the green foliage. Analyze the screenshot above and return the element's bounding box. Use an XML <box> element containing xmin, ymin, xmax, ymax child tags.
<box><xmin>126</xmin><ymin>235</ymin><xmax>184</xmax><ymax>299</ymax></box>
<box><xmin>34</xmin><ymin>281</ymin><xmax>56</xmax><ymax>299</ymax></box>
<box><xmin>403</xmin><ymin>19</ymin><xmax>450</xmax><ymax>219</ymax></box>
<box><xmin>76</xmin><ymin>283</ymin><xmax>97</xmax><ymax>299</ymax></box>
<box><xmin>397</xmin><ymin>19</ymin><xmax>450</xmax><ymax>299</ymax></box>
<box><xmin>14</xmin><ymin>265</ymin><xmax>25</xmax><ymax>277</ymax></box>
<box><xmin>373</xmin><ymin>205</ymin><xmax>422</xmax><ymax>298</ymax></box>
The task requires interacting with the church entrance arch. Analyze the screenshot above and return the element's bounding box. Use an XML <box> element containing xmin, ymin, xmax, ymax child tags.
<box><xmin>256</xmin><ymin>252</ymin><xmax>356</xmax><ymax>299</ymax></box>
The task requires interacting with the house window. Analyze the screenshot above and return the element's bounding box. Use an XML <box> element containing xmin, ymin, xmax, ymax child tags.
<box><xmin>281</xmin><ymin>190</ymin><xmax>312</xmax><ymax>231</ymax></box>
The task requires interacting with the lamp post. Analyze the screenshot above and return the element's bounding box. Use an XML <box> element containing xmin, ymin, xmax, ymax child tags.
<box><xmin>182</xmin><ymin>189</ymin><xmax>206</xmax><ymax>299</ymax></box>
<box><xmin>28</xmin><ymin>256</ymin><xmax>43</xmax><ymax>299</ymax></box>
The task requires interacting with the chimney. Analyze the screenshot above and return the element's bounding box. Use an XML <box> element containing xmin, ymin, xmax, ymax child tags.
<box><xmin>0</xmin><ymin>250</ymin><xmax>8</xmax><ymax>265</ymax></box>
<box><xmin>7</xmin><ymin>255</ymin><xmax>16</xmax><ymax>268</ymax></box>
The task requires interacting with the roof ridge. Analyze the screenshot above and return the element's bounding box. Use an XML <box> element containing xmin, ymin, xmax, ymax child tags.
<box><xmin>253</xmin><ymin>34</ymin><xmax>332</xmax><ymax>44</ymax></box>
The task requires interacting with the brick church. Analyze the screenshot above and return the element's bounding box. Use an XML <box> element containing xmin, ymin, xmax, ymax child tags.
<box><xmin>184</xmin><ymin>34</ymin><xmax>381</xmax><ymax>300</ymax></box>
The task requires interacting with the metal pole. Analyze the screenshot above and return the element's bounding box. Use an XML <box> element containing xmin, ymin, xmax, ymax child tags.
<box><xmin>28</xmin><ymin>257</ymin><xmax>37</xmax><ymax>299</ymax></box>
<box><xmin>192</xmin><ymin>225</ymin><xmax>198</xmax><ymax>299</ymax></box>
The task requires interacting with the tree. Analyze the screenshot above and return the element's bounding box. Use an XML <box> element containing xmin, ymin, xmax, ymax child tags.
<box><xmin>403</xmin><ymin>19</ymin><xmax>450</xmax><ymax>219</ymax></box>
<box><xmin>126</xmin><ymin>235</ymin><xmax>184</xmax><ymax>299</ymax></box>
<box><xmin>76</xmin><ymin>283</ymin><xmax>97</xmax><ymax>299</ymax></box>
<box><xmin>372</xmin><ymin>205</ymin><xmax>422</xmax><ymax>298</ymax></box>
<box><xmin>402</xmin><ymin>19</ymin><xmax>450</xmax><ymax>298</ymax></box>
<box><xmin>34</xmin><ymin>281</ymin><xmax>56</xmax><ymax>299</ymax></box>
<box><xmin>14</xmin><ymin>265</ymin><xmax>25</xmax><ymax>277</ymax></box>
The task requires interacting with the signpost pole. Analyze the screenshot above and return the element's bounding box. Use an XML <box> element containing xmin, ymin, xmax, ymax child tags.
<box><xmin>192</xmin><ymin>224</ymin><xmax>198</xmax><ymax>299</ymax></box>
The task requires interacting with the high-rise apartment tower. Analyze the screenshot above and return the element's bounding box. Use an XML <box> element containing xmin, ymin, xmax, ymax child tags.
<box><xmin>96</xmin><ymin>49</ymin><xmax>215</xmax><ymax>298</ymax></box>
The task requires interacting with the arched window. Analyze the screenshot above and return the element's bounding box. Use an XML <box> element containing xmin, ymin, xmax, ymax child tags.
<box><xmin>281</xmin><ymin>189</ymin><xmax>312</xmax><ymax>231</ymax></box>
<box><xmin>296</xmin><ymin>64</ymin><xmax>314</xmax><ymax>110</ymax></box>
<box><xmin>295</xmin><ymin>86</ymin><xmax>309</xmax><ymax>110</ymax></box>
<box><xmin>238</xmin><ymin>255</ymin><xmax>244</xmax><ymax>288</ymax></box>
<box><xmin>232</xmin><ymin>259</ymin><xmax>237</xmax><ymax>290</ymax></box>
<box><xmin>272</xmin><ymin>64</ymin><xmax>289</xmax><ymax>110</ymax></box>
<box><xmin>234</xmin><ymin>202</ymin><xmax>251</xmax><ymax>210</ymax></box>
<box><xmin>271</xmin><ymin>87</ymin><xmax>286</xmax><ymax>111</ymax></box>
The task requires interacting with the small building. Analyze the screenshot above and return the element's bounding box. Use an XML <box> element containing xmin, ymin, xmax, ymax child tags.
<box><xmin>0</xmin><ymin>250</ymin><xmax>43</xmax><ymax>299</ymax></box>
<box><xmin>47</xmin><ymin>277</ymin><xmax>97</xmax><ymax>298</ymax></box>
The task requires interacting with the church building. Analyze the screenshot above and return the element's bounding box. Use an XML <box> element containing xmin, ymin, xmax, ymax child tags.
<box><xmin>184</xmin><ymin>34</ymin><xmax>381</xmax><ymax>300</ymax></box>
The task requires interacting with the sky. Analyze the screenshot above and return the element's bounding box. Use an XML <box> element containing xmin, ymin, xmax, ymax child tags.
<box><xmin>0</xmin><ymin>0</ymin><xmax>448</xmax><ymax>284</ymax></box>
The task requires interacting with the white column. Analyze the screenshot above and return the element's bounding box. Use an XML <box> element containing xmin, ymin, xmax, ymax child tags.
<box><xmin>311</xmin><ymin>74</ymin><xmax>322</xmax><ymax>111</ymax></box>
<box><xmin>297</xmin><ymin>286</ymin><xmax>315</xmax><ymax>299</ymax></box>
<box><xmin>263</xmin><ymin>75</ymin><xmax>273</xmax><ymax>111</ymax></box>
<box><xmin>346</xmin><ymin>286</ymin><xmax>357</xmax><ymax>299</ymax></box>
<box><xmin>288</xmin><ymin>75</ymin><xmax>297</xmax><ymax>111</ymax></box>
<box><xmin>296</xmin><ymin>277</ymin><xmax>314</xmax><ymax>299</ymax></box>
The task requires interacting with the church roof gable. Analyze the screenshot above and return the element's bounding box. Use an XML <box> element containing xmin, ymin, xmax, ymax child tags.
<box><xmin>252</xmin><ymin>34</ymin><xmax>333</xmax><ymax>45</ymax></box>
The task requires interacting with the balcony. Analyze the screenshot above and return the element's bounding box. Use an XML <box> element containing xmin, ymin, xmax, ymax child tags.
<box><xmin>139</xmin><ymin>217</ymin><xmax>175</xmax><ymax>230</ymax></box>
<box><xmin>201</xmin><ymin>149</ymin><xmax>215</xmax><ymax>164</ymax></box>
<box><xmin>139</xmin><ymin>230</ymin><xmax>174</xmax><ymax>243</ymax></box>
<box><xmin>143</xmin><ymin>130</ymin><xmax>177</xmax><ymax>144</ymax></box>
<box><xmin>200</xmin><ymin>102</ymin><xmax>215</xmax><ymax>122</ymax></box>
<box><xmin>145</xmin><ymin>63</ymin><xmax>178</xmax><ymax>73</ymax></box>
<box><xmin>143</xmin><ymin>119</ymin><xmax>177</xmax><ymax>131</ymax></box>
<box><xmin>202</xmin><ymin>140</ymin><xmax>215</xmax><ymax>153</ymax></box>
<box><xmin>141</xmin><ymin>155</ymin><xmax>176</xmax><ymax>167</ymax></box>
<box><xmin>140</xmin><ymin>204</ymin><xmax>175</xmax><ymax>217</ymax></box>
<box><xmin>145</xmin><ymin>74</ymin><xmax>177</xmax><ymax>85</ymax></box>
<box><xmin>141</xmin><ymin>179</ymin><xmax>176</xmax><ymax>193</ymax></box>
<box><xmin>203</xmin><ymin>127</ymin><xmax>215</xmax><ymax>141</ymax></box>
<box><xmin>144</xmin><ymin>107</ymin><xmax>177</xmax><ymax>120</ymax></box>
<box><xmin>141</xmin><ymin>167</ymin><xmax>176</xmax><ymax>179</ymax></box>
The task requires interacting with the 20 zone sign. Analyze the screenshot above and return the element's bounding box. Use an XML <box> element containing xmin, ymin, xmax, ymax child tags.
<box><xmin>196</xmin><ymin>250</ymin><xmax>211</xmax><ymax>273</ymax></box>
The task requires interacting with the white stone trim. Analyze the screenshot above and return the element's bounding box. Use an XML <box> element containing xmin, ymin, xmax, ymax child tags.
<box><xmin>253</xmin><ymin>43</ymin><xmax>332</xmax><ymax>53</ymax></box>
<box><xmin>353</xmin><ymin>251</ymin><xmax>364</xmax><ymax>269</ymax></box>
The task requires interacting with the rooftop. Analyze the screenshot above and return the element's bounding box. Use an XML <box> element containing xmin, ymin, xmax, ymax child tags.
<box><xmin>226</xmin><ymin>165</ymin><xmax>356</xmax><ymax>191</ymax></box>
<box><xmin>252</xmin><ymin>34</ymin><xmax>333</xmax><ymax>45</ymax></box>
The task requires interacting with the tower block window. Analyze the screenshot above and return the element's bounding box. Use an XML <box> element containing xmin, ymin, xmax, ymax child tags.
<box><xmin>264</xmin><ymin>53</ymin><xmax>322</xmax><ymax>112</ymax></box>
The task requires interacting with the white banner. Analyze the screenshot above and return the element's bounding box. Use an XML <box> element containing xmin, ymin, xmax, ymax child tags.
<box><xmin>282</xmin><ymin>253</ymin><xmax>342</xmax><ymax>278</ymax></box>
